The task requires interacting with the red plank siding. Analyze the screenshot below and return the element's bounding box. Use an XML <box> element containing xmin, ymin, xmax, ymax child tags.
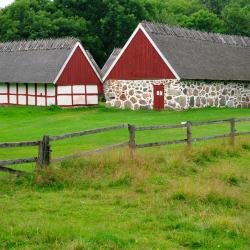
<box><xmin>56</xmin><ymin>46</ymin><xmax>103</xmax><ymax>94</ymax></box>
<box><xmin>107</xmin><ymin>29</ymin><xmax>176</xmax><ymax>80</ymax></box>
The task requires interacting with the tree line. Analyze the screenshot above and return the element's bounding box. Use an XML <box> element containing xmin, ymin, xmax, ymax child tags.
<box><xmin>0</xmin><ymin>0</ymin><xmax>249</xmax><ymax>66</ymax></box>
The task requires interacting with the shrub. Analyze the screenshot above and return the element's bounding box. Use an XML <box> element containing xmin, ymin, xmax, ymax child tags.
<box><xmin>47</xmin><ymin>105</ymin><xmax>62</xmax><ymax>111</ymax></box>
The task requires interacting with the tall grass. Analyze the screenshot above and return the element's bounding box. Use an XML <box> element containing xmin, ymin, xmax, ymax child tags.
<box><xmin>1</xmin><ymin>140</ymin><xmax>249</xmax><ymax>249</ymax></box>
<box><xmin>29</xmin><ymin>140</ymin><xmax>249</xmax><ymax>191</ymax></box>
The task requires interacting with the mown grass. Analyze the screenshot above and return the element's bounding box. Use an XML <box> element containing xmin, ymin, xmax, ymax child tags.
<box><xmin>0</xmin><ymin>104</ymin><xmax>250</xmax><ymax>163</ymax></box>
<box><xmin>0</xmin><ymin>140</ymin><xmax>250</xmax><ymax>249</ymax></box>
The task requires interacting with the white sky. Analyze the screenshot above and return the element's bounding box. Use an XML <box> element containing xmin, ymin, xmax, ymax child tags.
<box><xmin>0</xmin><ymin>0</ymin><xmax>15</xmax><ymax>8</ymax></box>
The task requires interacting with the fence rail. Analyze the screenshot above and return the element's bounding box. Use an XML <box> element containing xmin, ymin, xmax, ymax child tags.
<box><xmin>1</xmin><ymin>117</ymin><xmax>250</xmax><ymax>175</ymax></box>
<box><xmin>0</xmin><ymin>157</ymin><xmax>37</xmax><ymax>166</ymax></box>
<box><xmin>49</xmin><ymin>124</ymin><xmax>127</xmax><ymax>141</ymax></box>
<box><xmin>0</xmin><ymin>141</ymin><xmax>40</xmax><ymax>148</ymax></box>
<box><xmin>52</xmin><ymin>142</ymin><xmax>128</xmax><ymax>163</ymax></box>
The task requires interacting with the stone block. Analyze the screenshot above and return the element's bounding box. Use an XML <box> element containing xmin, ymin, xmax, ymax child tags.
<box><xmin>175</xmin><ymin>96</ymin><xmax>186</xmax><ymax>108</ymax></box>
<box><xmin>120</xmin><ymin>94</ymin><xmax>126</xmax><ymax>101</ymax></box>
<box><xmin>139</xmin><ymin>99</ymin><xmax>146</xmax><ymax>105</ymax></box>
<box><xmin>227</xmin><ymin>100</ymin><xmax>234</xmax><ymax>107</ymax></box>
<box><xmin>219</xmin><ymin>96</ymin><xmax>226</xmax><ymax>106</ymax></box>
<box><xmin>129</xmin><ymin>89</ymin><xmax>134</xmax><ymax>96</ymax></box>
<box><xmin>114</xmin><ymin>100</ymin><xmax>121</xmax><ymax>108</ymax></box>
<box><xmin>124</xmin><ymin>100</ymin><xmax>132</xmax><ymax>109</ymax></box>
<box><xmin>196</xmin><ymin>97</ymin><xmax>201</xmax><ymax>107</ymax></box>
<box><xmin>130</xmin><ymin>97</ymin><xmax>137</xmax><ymax>104</ymax></box>
<box><xmin>168</xmin><ymin>88</ymin><xmax>181</xmax><ymax>96</ymax></box>
<box><xmin>190</xmin><ymin>96</ymin><xmax>194</xmax><ymax>107</ymax></box>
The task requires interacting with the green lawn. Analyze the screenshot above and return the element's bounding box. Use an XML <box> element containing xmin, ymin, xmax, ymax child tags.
<box><xmin>0</xmin><ymin>105</ymin><xmax>250</xmax><ymax>249</ymax></box>
<box><xmin>0</xmin><ymin>105</ymin><xmax>250</xmax><ymax>161</ymax></box>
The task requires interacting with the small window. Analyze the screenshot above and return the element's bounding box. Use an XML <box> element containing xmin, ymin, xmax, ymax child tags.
<box><xmin>157</xmin><ymin>91</ymin><xmax>163</xmax><ymax>96</ymax></box>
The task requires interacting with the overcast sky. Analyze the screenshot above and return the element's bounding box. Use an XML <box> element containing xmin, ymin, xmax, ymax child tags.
<box><xmin>0</xmin><ymin>0</ymin><xmax>14</xmax><ymax>8</ymax></box>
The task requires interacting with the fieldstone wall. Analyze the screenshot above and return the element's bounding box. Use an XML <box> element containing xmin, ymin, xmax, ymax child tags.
<box><xmin>104</xmin><ymin>79</ymin><xmax>250</xmax><ymax>110</ymax></box>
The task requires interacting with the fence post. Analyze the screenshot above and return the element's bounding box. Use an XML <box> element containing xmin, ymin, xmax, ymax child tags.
<box><xmin>37</xmin><ymin>135</ymin><xmax>51</xmax><ymax>167</ymax></box>
<box><xmin>230</xmin><ymin>118</ymin><xmax>236</xmax><ymax>146</ymax></box>
<box><xmin>128</xmin><ymin>124</ymin><xmax>136</xmax><ymax>156</ymax></box>
<box><xmin>186</xmin><ymin>121</ymin><xmax>192</xmax><ymax>149</ymax></box>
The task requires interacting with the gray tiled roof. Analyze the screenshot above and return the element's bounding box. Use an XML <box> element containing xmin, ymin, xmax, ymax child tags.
<box><xmin>0</xmin><ymin>37</ymin><xmax>79</xmax><ymax>83</ymax></box>
<box><xmin>102</xmin><ymin>48</ymin><xmax>121</xmax><ymax>76</ymax></box>
<box><xmin>86</xmin><ymin>50</ymin><xmax>102</xmax><ymax>77</ymax></box>
<box><xmin>142</xmin><ymin>22</ymin><xmax>250</xmax><ymax>81</ymax></box>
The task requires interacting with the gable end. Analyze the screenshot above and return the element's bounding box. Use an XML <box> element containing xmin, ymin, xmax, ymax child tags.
<box><xmin>54</xmin><ymin>42</ymin><xmax>102</xmax><ymax>86</ymax></box>
<box><xmin>103</xmin><ymin>24</ymin><xmax>179</xmax><ymax>81</ymax></box>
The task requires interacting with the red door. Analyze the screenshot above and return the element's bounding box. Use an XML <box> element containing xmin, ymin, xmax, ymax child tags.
<box><xmin>153</xmin><ymin>84</ymin><xmax>164</xmax><ymax>110</ymax></box>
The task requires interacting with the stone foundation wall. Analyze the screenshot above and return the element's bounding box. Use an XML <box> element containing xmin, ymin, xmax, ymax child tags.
<box><xmin>104</xmin><ymin>79</ymin><xmax>250</xmax><ymax>110</ymax></box>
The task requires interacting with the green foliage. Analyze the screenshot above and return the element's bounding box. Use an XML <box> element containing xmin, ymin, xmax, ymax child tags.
<box><xmin>222</xmin><ymin>1</ymin><xmax>250</xmax><ymax>36</ymax></box>
<box><xmin>0</xmin><ymin>0</ymin><xmax>249</xmax><ymax>65</ymax></box>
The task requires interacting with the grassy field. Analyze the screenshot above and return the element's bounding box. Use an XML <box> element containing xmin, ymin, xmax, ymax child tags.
<box><xmin>0</xmin><ymin>105</ymin><xmax>250</xmax><ymax>249</ymax></box>
<box><xmin>1</xmin><ymin>105</ymin><xmax>250</xmax><ymax>161</ymax></box>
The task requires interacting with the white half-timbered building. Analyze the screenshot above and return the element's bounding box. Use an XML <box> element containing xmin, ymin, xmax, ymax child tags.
<box><xmin>0</xmin><ymin>38</ymin><xmax>103</xmax><ymax>107</ymax></box>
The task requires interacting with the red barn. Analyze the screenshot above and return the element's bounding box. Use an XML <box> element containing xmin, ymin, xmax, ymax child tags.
<box><xmin>0</xmin><ymin>37</ymin><xmax>102</xmax><ymax>107</ymax></box>
<box><xmin>102</xmin><ymin>22</ymin><xmax>250</xmax><ymax>110</ymax></box>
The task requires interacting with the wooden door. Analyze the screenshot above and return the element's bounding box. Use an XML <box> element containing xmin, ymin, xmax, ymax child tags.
<box><xmin>153</xmin><ymin>84</ymin><xmax>164</xmax><ymax>110</ymax></box>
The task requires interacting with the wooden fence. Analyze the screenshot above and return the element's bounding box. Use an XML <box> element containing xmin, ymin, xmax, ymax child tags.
<box><xmin>1</xmin><ymin>117</ymin><xmax>250</xmax><ymax>175</ymax></box>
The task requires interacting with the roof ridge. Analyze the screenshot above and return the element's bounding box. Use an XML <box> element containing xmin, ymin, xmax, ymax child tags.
<box><xmin>0</xmin><ymin>37</ymin><xmax>80</xmax><ymax>52</ymax></box>
<box><xmin>141</xmin><ymin>21</ymin><xmax>250</xmax><ymax>48</ymax></box>
<box><xmin>85</xmin><ymin>49</ymin><xmax>102</xmax><ymax>76</ymax></box>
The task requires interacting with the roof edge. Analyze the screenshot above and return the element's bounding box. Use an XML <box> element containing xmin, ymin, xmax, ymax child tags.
<box><xmin>141</xmin><ymin>21</ymin><xmax>250</xmax><ymax>48</ymax></box>
<box><xmin>0</xmin><ymin>37</ymin><xmax>80</xmax><ymax>53</ymax></box>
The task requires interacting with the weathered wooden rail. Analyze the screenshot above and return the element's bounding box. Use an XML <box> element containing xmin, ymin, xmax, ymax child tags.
<box><xmin>1</xmin><ymin>117</ymin><xmax>250</xmax><ymax>175</ymax></box>
<box><xmin>128</xmin><ymin>117</ymin><xmax>250</xmax><ymax>149</ymax></box>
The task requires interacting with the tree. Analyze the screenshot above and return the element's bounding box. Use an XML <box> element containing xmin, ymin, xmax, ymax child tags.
<box><xmin>0</xmin><ymin>0</ymin><xmax>249</xmax><ymax>65</ymax></box>
<box><xmin>185</xmin><ymin>9</ymin><xmax>224</xmax><ymax>32</ymax></box>
<box><xmin>222</xmin><ymin>2</ymin><xmax>250</xmax><ymax>36</ymax></box>
<box><xmin>54</xmin><ymin>0</ymin><xmax>149</xmax><ymax>65</ymax></box>
<box><xmin>199</xmin><ymin>0</ymin><xmax>230</xmax><ymax>16</ymax></box>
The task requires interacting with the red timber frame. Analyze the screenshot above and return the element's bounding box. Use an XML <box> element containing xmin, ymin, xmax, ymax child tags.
<box><xmin>0</xmin><ymin>83</ymin><xmax>56</xmax><ymax>106</ymax></box>
<box><xmin>55</xmin><ymin>85</ymin><xmax>99</xmax><ymax>107</ymax></box>
<box><xmin>0</xmin><ymin>83</ymin><xmax>99</xmax><ymax>107</ymax></box>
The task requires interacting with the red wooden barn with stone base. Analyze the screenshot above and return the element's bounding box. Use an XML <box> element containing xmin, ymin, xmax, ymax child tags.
<box><xmin>102</xmin><ymin>21</ymin><xmax>250</xmax><ymax>110</ymax></box>
<box><xmin>0</xmin><ymin>37</ymin><xmax>102</xmax><ymax>107</ymax></box>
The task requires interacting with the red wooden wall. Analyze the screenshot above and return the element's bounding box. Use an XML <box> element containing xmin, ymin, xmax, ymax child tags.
<box><xmin>106</xmin><ymin>29</ymin><xmax>176</xmax><ymax>80</ymax></box>
<box><xmin>56</xmin><ymin>46</ymin><xmax>103</xmax><ymax>94</ymax></box>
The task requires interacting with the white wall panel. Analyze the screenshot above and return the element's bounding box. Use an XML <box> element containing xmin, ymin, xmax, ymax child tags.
<box><xmin>9</xmin><ymin>95</ymin><xmax>17</xmax><ymax>104</ymax></box>
<box><xmin>28</xmin><ymin>96</ymin><xmax>36</xmax><ymax>105</ymax></box>
<box><xmin>47</xmin><ymin>97</ymin><xmax>55</xmax><ymax>106</ymax></box>
<box><xmin>57</xmin><ymin>95</ymin><xmax>72</xmax><ymax>105</ymax></box>
<box><xmin>57</xmin><ymin>86</ymin><xmax>72</xmax><ymax>94</ymax></box>
<box><xmin>73</xmin><ymin>85</ymin><xmax>85</xmax><ymax>94</ymax></box>
<box><xmin>18</xmin><ymin>84</ymin><xmax>26</xmax><ymax>94</ymax></box>
<box><xmin>0</xmin><ymin>83</ymin><xmax>7</xmax><ymax>93</ymax></box>
<box><xmin>9</xmin><ymin>84</ymin><xmax>16</xmax><ymax>94</ymax></box>
<box><xmin>0</xmin><ymin>95</ymin><xmax>7</xmax><ymax>103</ymax></box>
<box><xmin>86</xmin><ymin>95</ymin><xmax>98</xmax><ymax>105</ymax></box>
<box><xmin>37</xmin><ymin>85</ymin><xmax>45</xmax><ymax>96</ymax></box>
<box><xmin>18</xmin><ymin>95</ymin><xmax>26</xmax><ymax>105</ymax></box>
<box><xmin>86</xmin><ymin>85</ymin><xmax>98</xmax><ymax>93</ymax></box>
<box><xmin>47</xmin><ymin>85</ymin><xmax>55</xmax><ymax>96</ymax></box>
<box><xmin>73</xmin><ymin>95</ymin><xmax>86</xmax><ymax>105</ymax></box>
<box><xmin>37</xmin><ymin>97</ymin><xmax>46</xmax><ymax>106</ymax></box>
<box><xmin>28</xmin><ymin>84</ymin><xmax>35</xmax><ymax>95</ymax></box>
